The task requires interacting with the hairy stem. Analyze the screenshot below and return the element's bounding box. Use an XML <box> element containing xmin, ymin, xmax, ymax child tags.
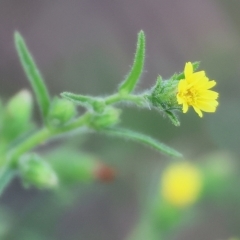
<box><xmin>7</xmin><ymin>112</ymin><xmax>91</xmax><ymax>167</ymax></box>
<box><xmin>105</xmin><ymin>93</ymin><xmax>145</xmax><ymax>105</ymax></box>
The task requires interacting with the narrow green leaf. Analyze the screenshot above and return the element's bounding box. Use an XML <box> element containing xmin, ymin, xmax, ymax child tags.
<box><xmin>0</xmin><ymin>166</ymin><xmax>16</xmax><ymax>197</ymax></box>
<box><xmin>119</xmin><ymin>30</ymin><xmax>146</xmax><ymax>94</ymax></box>
<box><xmin>192</xmin><ymin>61</ymin><xmax>200</xmax><ymax>71</ymax></box>
<box><xmin>102</xmin><ymin>127</ymin><xmax>182</xmax><ymax>158</ymax></box>
<box><xmin>61</xmin><ymin>92</ymin><xmax>105</xmax><ymax>113</ymax></box>
<box><xmin>61</xmin><ymin>92</ymin><xmax>96</xmax><ymax>106</ymax></box>
<box><xmin>14</xmin><ymin>32</ymin><xmax>50</xmax><ymax>121</ymax></box>
<box><xmin>165</xmin><ymin>110</ymin><xmax>180</xmax><ymax>127</ymax></box>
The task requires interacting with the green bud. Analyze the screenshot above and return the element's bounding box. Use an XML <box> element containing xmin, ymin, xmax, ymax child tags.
<box><xmin>92</xmin><ymin>99</ymin><xmax>106</xmax><ymax>113</ymax></box>
<box><xmin>3</xmin><ymin>90</ymin><xmax>33</xmax><ymax>140</ymax></box>
<box><xmin>47</xmin><ymin>97</ymin><xmax>76</xmax><ymax>127</ymax></box>
<box><xmin>146</xmin><ymin>76</ymin><xmax>180</xmax><ymax>126</ymax></box>
<box><xmin>89</xmin><ymin>107</ymin><xmax>121</xmax><ymax>130</ymax></box>
<box><xmin>148</xmin><ymin>76</ymin><xmax>179</xmax><ymax>110</ymax></box>
<box><xmin>7</xmin><ymin>90</ymin><xmax>32</xmax><ymax>122</ymax></box>
<box><xmin>50</xmin><ymin>151</ymin><xmax>96</xmax><ymax>184</ymax></box>
<box><xmin>18</xmin><ymin>153</ymin><xmax>58</xmax><ymax>189</ymax></box>
<box><xmin>48</xmin><ymin>149</ymin><xmax>116</xmax><ymax>185</ymax></box>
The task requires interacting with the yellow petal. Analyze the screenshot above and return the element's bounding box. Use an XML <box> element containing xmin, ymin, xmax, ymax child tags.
<box><xmin>178</xmin><ymin>79</ymin><xmax>187</xmax><ymax>92</ymax></box>
<box><xmin>191</xmin><ymin>71</ymin><xmax>205</xmax><ymax>81</ymax></box>
<box><xmin>196</xmin><ymin>101</ymin><xmax>218</xmax><ymax>112</ymax></box>
<box><xmin>193</xmin><ymin>106</ymin><xmax>203</xmax><ymax>117</ymax></box>
<box><xmin>198</xmin><ymin>90</ymin><xmax>219</xmax><ymax>99</ymax></box>
<box><xmin>182</xmin><ymin>102</ymin><xmax>189</xmax><ymax>113</ymax></box>
<box><xmin>192</xmin><ymin>76</ymin><xmax>208</xmax><ymax>86</ymax></box>
<box><xmin>195</xmin><ymin>79</ymin><xmax>216</xmax><ymax>90</ymax></box>
<box><xmin>177</xmin><ymin>94</ymin><xmax>183</xmax><ymax>104</ymax></box>
<box><xmin>184</xmin><ymin>62</ymin><xmax>193</xmax><ymax>78</ymax></box>
<box><xmin>205</xmin><ymin>80</ymin><xmax>216</xmax><ymax>89</ymax></box>
<box><xmin>197</xmin><ymin>99</ymin><xmax>218</xmax><ymax>107</ymax></box>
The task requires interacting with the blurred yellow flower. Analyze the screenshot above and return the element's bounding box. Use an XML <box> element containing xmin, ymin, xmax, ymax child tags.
<box><xmin>177</xmin><ymin>62</ymin><xmax>219</xmax><ymax>117</ymax></box>
<box><xmin>161</xmin><ymin>162</ymin><xmax>202</xmax><ymax>207</ymax></box>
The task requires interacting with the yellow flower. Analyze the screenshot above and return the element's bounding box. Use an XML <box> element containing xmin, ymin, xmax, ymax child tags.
<box><xmin>161</xmin><ymin>162</ymin><xmax>202</xmax><ymax>207</ymax></box>
<box><xmin>177</xmin><ymin>62</ymin><xmax>219</xmax><ymax>117</ymax></box>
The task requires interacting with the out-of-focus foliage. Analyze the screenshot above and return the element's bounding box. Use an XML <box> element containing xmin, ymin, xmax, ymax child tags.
<box><xmin>1</xmin><ymin>1</ymin><xmax>240</xmax><ymax>239</ymax></box>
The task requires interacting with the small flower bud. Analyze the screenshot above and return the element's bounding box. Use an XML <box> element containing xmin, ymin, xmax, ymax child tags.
<box><xmin>19</xmin><ymin>154</ymin><xmax>58</xmax><ymax>189</ymax></box>
<box><xmin>49</xmin><ymin>150</ymin><xmax>115</xmax><ymax>184</ymax></box>
<box><xmin>89</xmin><ymin>107</ymin><xmax>121</xmax><ymax>130</ymax></box>
<box><xmin>92</xmin><ymin>99</ymin><xmax>106</xmax><ymax>113</ymax></box>
<box><xmin>47</xmin><ymin>97</ymin><xmax>76</xmax><ymax>127</ymax></box>
<box><xmin>7</xmin><ymin>89</ymin><xmax>32</xmax><ymax>122</ymax></box>
<box><xmin>50</xmin><ymin>152</ymin><xmax>96</xmax><ymax>184</ymax></box>
<box><xmin>3</xmin><ymin>90</ymin><xmax>33</xmax><ymax>140</ymax></box>
<box><xmin>146</xmin><ymin>76</ymin><xmax>181</xmax><ymax>126</ymax></box>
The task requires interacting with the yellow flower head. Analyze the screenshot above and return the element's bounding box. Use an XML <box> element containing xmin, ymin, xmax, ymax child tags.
<box><xmin>177</xmin><ymin>62</ymin><xmax>219</xmax><ymax>117</ymax></box>
<box><xmin>161</xmin><ymin>162</ymin><xmax>202</xmax><ymax>208</ymax></box>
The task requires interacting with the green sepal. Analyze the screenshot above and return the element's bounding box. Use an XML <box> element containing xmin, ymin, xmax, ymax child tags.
<box><xmin>165</xmin><ymin>111</ymin><xmax>180</xmax><ymax>127</ymax></box>
<box><xmin>18</xmin><ymin>153</ymin><xmax>58</xmax><ymax>189</ymax></box>
<box><xmin>61</xmin><ymin>92</ymin><xmax>105</xmax><ymax>113</ymax></box>
<box><xmin>89</xmin><ymin>107</ymin><xmax>121</xmax><ymax>130</ymax></box>
<box><xmin>193</xmin><ymin>61</ymin><xmax>200</xmax><ymax>71</ymax></box>
<box><xmin>119</xmin><ymin>30</ymin><xmax>145</xmax><ymax>94</ymax></box>
<box><xmin>102</xmin><ymin>127</ymin><xmax>182</xmax><ymax>157</ymax></box>
<box><xmin>172</xmin><ymin>61</ymin><xmax>200</xmax><ymax>81</ymax></box>
<box><xmin>14</xmin><ymin>32</ymin><xmax>51</xmax><ymax>121</ymax></box>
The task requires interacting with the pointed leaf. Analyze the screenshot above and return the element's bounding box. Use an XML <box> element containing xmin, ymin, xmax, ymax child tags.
<box><xmin>119</xmin><ymin>30</ymin><xmax>146</xmax><ymax>94</ymax></box>
<box><xmin>61</xmin><ymin>92</ymin><xmax>95</xmax><ymax>106</ymax></box>
<box><xmin>102</xmin><ymin>127</ymin><xmax>182</xmax><ymax>158</ymax></box>
<box><xmin>14</xmin><ymin>32</ymin><xmax>50</xmax><ymax>121</ymax></box>
<box><xmin>192</xmin><ymin>61</ymin><xmax>200</xmax><ymax>71</ymax></box>
<box><xmin>61</xmin><ymin>92</ymin><xmax>105</xmax><ymax>113</ymax></box>
<box><xmin>165</xmin><ymin>110</ymin><xmax>180</xmax><ymax>127</ymax></box>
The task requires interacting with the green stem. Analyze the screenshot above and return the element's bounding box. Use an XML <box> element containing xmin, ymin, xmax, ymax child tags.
<box><xmin>0</xmin><ymin>112</ymin><xmax>91</xmax><ymax>197</ymax></box>
<box><xmin>7</xmin><ymin>112</ymin><xmax>91</xmax><ymax>167</ymax></box>
<box><xmin>105</xmin><ymin>93</ymin><xmax>145</xmax><ymax>105</ymax></box>
<box><xmin>8</xmin><ymin>128</ymin><xmax>51</xmax><ymax>166</ymax></box>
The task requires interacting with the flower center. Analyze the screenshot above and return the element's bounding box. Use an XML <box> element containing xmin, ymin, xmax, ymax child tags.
<box><xmin>183</xmin><ymin>87</ymin><xmax>198</xmax><ymax>105</ymax></box>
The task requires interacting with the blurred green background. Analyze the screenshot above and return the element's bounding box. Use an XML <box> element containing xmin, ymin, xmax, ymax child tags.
<box><xmin>0</xmin><ymin>0</ymin><xmax>240</xmax><ymax>239</ymax></box>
